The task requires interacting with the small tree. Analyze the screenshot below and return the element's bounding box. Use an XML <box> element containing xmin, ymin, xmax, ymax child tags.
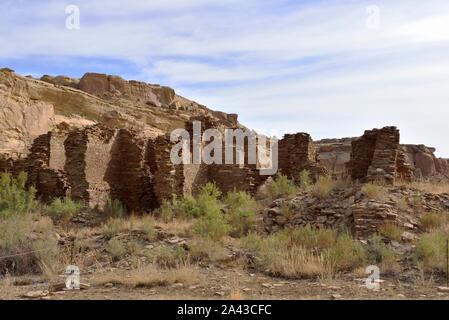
<box><xmin>0</xmin><ymin>172</ymin><xmax>36</xmax><ymax>218</ymax></box>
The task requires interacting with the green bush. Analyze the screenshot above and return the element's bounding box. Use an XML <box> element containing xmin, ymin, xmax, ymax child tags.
<box><xmin>0</xmin><ymin>172</ymin><xmax>37</xmax><ymax>218</ymax></box>
<box><xmin>158</xmin><ymin>194</ymin><xmax>201</xmax><ymax>222</ymax></box>
<box><xmin>366</xmin><ymin>235</ymin><xmax>399</xmax><ymax>273</ymax></box>
<box><xmin>46</xmin><ymin>197</ymin><xmax>84</xmax><ymax>223</ymax></box>
<box><xmin>107</xmin><ymin>238</ymin><xmax>127</xmax><ymax>260</ymax></box>
<box><xmin>194</xmin><ymin>209</ymin><xmax>231</xmax><ymax>241</ymax></box>
<box><xmin>325</xmin><ymin>233</ymin><xmax>366</xmax><ymax>271</ymax></box>
<box><xmin>0</xmin><ymin>215</ymin><xmax>58</xmax><ymax>275</ymax></box>
<box><xmin>262</xmin><ymin>174</ymin><xmax>298</xmax><ymax>201</ymax></box>
<box><xmin>104</xmin><ymin>198</ymin><xmax>126</xmax><ymax>218</ymax></box>
<box><xmin>298</xmin><ymin>169</ymin><xmax>312</xmax><ymax>190</ymax></box>
<box><xmin>289</xmin><ymin>225</ymin><xmax>337</xmax><ymax>250</ymax></box>
<box><xmin>416</xmin><ymin>230</ymin><xmax>449</xmax><ymax>272</ymax></box>
<box><xmin>225</xmin><ymin>191</ymin><xmax>259</xmax><ymax>237</ymax></box>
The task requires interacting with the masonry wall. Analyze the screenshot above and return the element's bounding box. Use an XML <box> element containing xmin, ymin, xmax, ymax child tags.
<box><xmin>347</xmin><ymin>127</ymin><xmax>413</xmax><ymax>184</ymax></box>
<box><xmin>278</xmin><ymin>133</ymin><xmax>327</xmax><ymax>181</ymax></box>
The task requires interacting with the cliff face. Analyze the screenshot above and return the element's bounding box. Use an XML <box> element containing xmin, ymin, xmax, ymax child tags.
<box><xmin>401</xmin><ymin>145</ymin><xmax>449</xmax><ymax>181</ymax></box>
<box><xmin>0</xmin><ymin>68</ymin><xmax>239</xmax><ymax>158</ymax></box>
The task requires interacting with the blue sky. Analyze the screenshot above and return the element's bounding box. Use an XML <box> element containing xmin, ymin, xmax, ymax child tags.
<box><xmin>1</xmin><ymin>0</ymin><xmax>449</xmax><ymax>156</ymax></box>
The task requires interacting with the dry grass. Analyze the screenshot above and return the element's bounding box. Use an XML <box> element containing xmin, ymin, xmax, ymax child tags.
<box><xmin>419</xmin><ymin>212</ymin><xmax>449</xmax><ymax>231</ymax></box>
<box><xmin>0</xmin><ymin>214</ymin><xmax>59</xmax><ymax>276</ymax></box>
<box><xmin>189</xmin><ymin>238</ymin><xmax>230</xmax><ymax>263</ymax></box>
<box><xmin>379</xmin><ymin>222</ymin><xmax>404</xmax><ymax>241</ymax></box>
<box><xmin>0</xmin><ymin>275</ymin><xmax>21</xmax><ymax>299</ymax></box>
<box><xmin>154</xmin><ymin>219</ymin><xmax>195</xmax><ymax>238</ymax></box>
<box><xmin>361</xmin><ymin>183</ymin><xmax>388</xmax><ymax>202</ymax></box>
<box><xmin>267</xmin><ymin>245</ymin><xmax>332</xmax><ymax>279</ymax></box>
<box><xmin>310</xmin><ymin>176</ymin><xmax>335</xmax><ymax>198</ymax></box>
<box><xmin>93</xmin><ymin>263</ymin><xmax>201</xmax><ymax>288</ymax></box>
<box><xmin>416</xmin><ymin>230</ymin><xmax>449</xmax><ymax>272</ymax></box>
<box><xmin>398</xmin><ymin>181</ymin><xmax>449</xmax><ymax>195</ymax></box>
<box><xmin>102</xmin><ymin>215</ymin><xmax>157</xmax><ymax>240</ymax></box>
<box><xmin>242</xmin><ymin>228</ymin><xmax>366</xmax><ymax>279</ymax></box>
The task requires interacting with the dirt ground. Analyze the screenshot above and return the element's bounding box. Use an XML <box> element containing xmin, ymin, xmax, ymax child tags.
<box><xmin>2</xmin><ymin>265</ymin><xmax>449</xmax><ymax>300</ymax></box>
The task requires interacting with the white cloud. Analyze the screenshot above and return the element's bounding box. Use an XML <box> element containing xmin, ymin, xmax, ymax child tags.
<box><xmin>1</xmin><ymin>0</ymin><xmax>449</xmax><ymax>156</ymax></box>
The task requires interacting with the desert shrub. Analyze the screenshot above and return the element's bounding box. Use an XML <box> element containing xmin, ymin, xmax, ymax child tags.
<box><xmin>106</xmin><ymin>238</ymin><xmax>126</xmax><ymax>260</ymax></box>
<box><xmin>177</xmin><ymin>194</ymin><xmax>201</xmax><ymax>218</ymax></box>
<box><xmin>265</xmin><ymin>245</ymin><xmax>330</xmax><ymax>279</ymax></box>
<box><xmin>93</xmin><ymin>263</ymin><xmax>200</xmax><ymax>288</ymax></box>
<box><xmin>162</xmin><ymin>194</ymin><xmax>201</xmax><ymax>221</ymax></box>
<box><xmin>0</xmin><ymin>172</ymin><xmax>37</xmax><ymax>218</ymax></box>
<box><xmin>128</xmin><ymin>239</ymin><xmax>144</xmax><ymax>255</ymax></box>
<box><xmin>325</xmin><ymin>233</ymin><xmax>366</xmax><ymax>271</ymax></box>
<box><xmin>159</xmin><ymin>199</ymin><xmax>176</xmax><ymax>222</ymax></box>
<box><xmin>242</xmin><ymin>232</ymin><xmax>331</xmax><ymax>279</ymax></box>
<box><xmin>242</xmin><ymin>227</ymin><xmax>364</xmax><ymax>279</ymax></box>
<box><xmin>289</xmin><ymin>225</ymin><xmax>337</xmax><ymax>250</ymax></box>
<box><xmin>0</xmin><ymin>215</ymin><xmax>59</xmax><ymax>275</ymax></box>
<box><xmin>261</xmin><ymin>174</ymin><xmax>298</xmax><ymax>201</ymax></box>
<box><xmin>104</xmin><ymin>198</ymin><xmax>126</xmax><ymax>218</ymax></box>
<box><xmin>310</xmin><ymin>176</ymin><xmax>335</xmax><ymax>198</ymax></box>
<box><xmin>46</xmin><ymin>197</ymin><xmax>84</xmax><ymax>223</ymax></box>
<box><xmin>192</xmin><ymin>183</ymin><xmax>231</xmax><ymax>240</ymax></box>
<box><xmin>416</xmin><ymin>230</ymin><xmax>448</xmax><ymax>272</ymax></box>
<box><xmin>378</xmin><ymin>222</ymin><xmax>404</xmax><ymax>241</ymax></box>
<box><xmin>225</xmin><ymin>191</ymin><xmax>259</xmax><ymax>237</ymax></box>
<box><xmin>419</xmin><ymin>212</ymin><xmax>449</xmax><ymax>231</ymax></box>
<box><xmin>147</xmin><ymin>245</ymin><xmax>188</xmax><ymax>268</ymax></box>
<box><xmin>298</xmin><ymin>170</ymin><xmax>312</xmax><ymax>190</ymax></box>
<box><xmin>139</xmin><ymin>218</ymin><xmax>157</xmax><ymax>241</ymax></box>
<box><xmin>194</xmin><ymin>209</ymin><xmax>231</xmax><ymax>241</ymax></box>
<box><xmin>102</xmin><ymin>218</ymin><xmax>127</xmax><ymax>239</ymax></box>
<box><xmin>189</xmin><ymin>238</ymin><xmax>230</xmax><ymax>262</ymax></box>
<box><xmin>366</xmin><ymin>235</ymin><xmax>400</xmax><ymax>273</ymax></box>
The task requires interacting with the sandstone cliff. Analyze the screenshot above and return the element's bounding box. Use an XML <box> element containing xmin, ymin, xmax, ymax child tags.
<box><xmin>0</xmin><ymin>68</ymin><xmax>239</xmax><ymax>158</ymax></box>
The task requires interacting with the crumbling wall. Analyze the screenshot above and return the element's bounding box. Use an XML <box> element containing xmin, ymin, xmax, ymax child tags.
<box><xmin>150</xmin><ymin>135</ymin><xmax>184</xmax><ymax>206</ymax></box>
<box><xmin>106</xmin><ymin>129</ymin><xmax>156</xmax><ymax>213</ymax></box>
<box><xmin>278</xmin><ymin>133</ymin><xmax>327</xmax><ymax>181</ymax></box>
<box><xmin>64</xmin><ymin>125</ymin><xmax>117</xmax><ymax>209</ymax></box>
<box><xmin>347</xmin><ymin>127</ymin><xmax>412</xmax><ymax>184</ymax></box>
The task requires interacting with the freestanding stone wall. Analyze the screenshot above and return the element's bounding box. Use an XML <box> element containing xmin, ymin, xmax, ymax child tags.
<box><xmin>347</xmin><ymin>127</ymin><xmax>412</xmax><ymax>184</ymax></box>
<box><xmin>278</xmin><ymin>133</ymin><xmax>327</xmax><ymax>181</ymax></box>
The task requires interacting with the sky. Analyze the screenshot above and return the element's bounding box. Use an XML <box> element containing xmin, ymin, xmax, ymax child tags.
<box><xmin>1</xmin><ymin>0</ymin><xmax>449</xmax><ymax>156</ymax></box>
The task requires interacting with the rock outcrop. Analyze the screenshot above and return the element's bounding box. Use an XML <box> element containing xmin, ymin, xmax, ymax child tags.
<box><xmin>263</xmin><ymin>185</ymin><xmax>449</xmax><ymax>239</ymax></box>
<box><xmin>401</xmin><ymin>145</ymin><xmax>449</xmax><ymax>181</ymax></box>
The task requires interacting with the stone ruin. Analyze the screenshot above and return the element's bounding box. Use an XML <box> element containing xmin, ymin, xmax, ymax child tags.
<box><xmin>0</xmin><ymin>119</ymin><xmax>444</xmax><ymax>216</ymax></box>
<box><xmin>347</xmin><ymin>126</ymin><xmax>412</xmax><ymax>184</ymax></box>
<box><xmin>278</xmin><ymin>133</ymin><xmax>327</xmax><ymax>181</ymax></box>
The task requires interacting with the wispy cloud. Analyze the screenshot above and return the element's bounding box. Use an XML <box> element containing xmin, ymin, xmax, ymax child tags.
<box><xmin>1</xmin><ymin>0</ymin><xmax>449</xmax><ymax>155</ymax></box>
